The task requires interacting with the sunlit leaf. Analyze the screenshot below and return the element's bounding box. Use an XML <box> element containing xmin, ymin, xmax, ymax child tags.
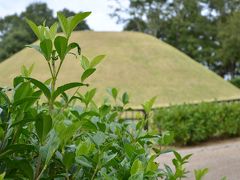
<box><xmin>52</xmin><ymin>82</ymin><xmax>87</xmax><ymax>101</ymax></box>
<box><xmin>81</xmin><ymin>68</ymin><xmax>96</xmax><ymax>82</ymax></box>
<box><xmin>90</xmin><ymin>55</ymin><xmax>105</xmax><ymax>68</ymax></box>
<box><xmin>35</xmin><ymin>112</ymin><xmax>53</xmax><ymax>143</ymax></box>
<box><xmin>69</xmin><ymin>12</ymin><xmax>91</xmax><ymax>36</ymax></box>
<box><xmin>54</xmin><ymin>36</ymin><xmax>68</xmax><ymax>60</ymax></box>
<box><xmin>25</xmin><ymin>18</ymin><xmax>41</xmax><ymax>40</ymax></box>
<box><xmin>57</xmin><ymin>12</ymin><xmax>69</xmax><ymax>37</ymax></box>
<box><xmin>40</xmin><ymin>39</ymin><xmax>52</xmax><ymax>61</ymax></box>
<box><xmin>81</xmin><ymin>55</ymin><xmax>90</xmax><ymax>70</ymax></box>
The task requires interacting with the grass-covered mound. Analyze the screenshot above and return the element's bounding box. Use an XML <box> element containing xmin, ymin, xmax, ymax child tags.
<box><xmin>0</xmin><ymin>31</ymin><xmax>239</xmax><ymax>107</ymax></box>
<box><xmin>154</xmin><ymin>102</ymin><xmax>240</xmax><ymax>145</ymax></box>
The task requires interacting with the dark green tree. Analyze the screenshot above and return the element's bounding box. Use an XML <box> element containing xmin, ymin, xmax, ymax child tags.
<box><xmin>217</xmin><ymin>12</ymin><xmax>240</xmax><ymax>77</ymax></box>
<box><xmin>123</xmin><ymin>18</ymin><xmax>147</xmax><ymax>32</ymax></box>
<box><xmin>0</xmin><ymin>3</ymin><xmax>90</xmax><ymax>62</ymax></box>
<box><xmin>111</xmin><ymin>0</ymin><xmax>240</xmax><ymax>77</ymax></box>
<box><xmin>0</xmin><ymin>15</ymin><xmax>30</xmax><ymax>60</ymax></box>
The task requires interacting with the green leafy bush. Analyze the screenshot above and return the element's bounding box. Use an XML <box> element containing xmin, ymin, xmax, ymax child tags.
<box><xmin>0</xmin><ymin>11</ymin><xmax>207</xmax><ymax>179</ymax></box>
<box><xmin>154</xmin><ymin>102</ymin><xmax>240</xmax><ymax>145</ymax></box>
<box><xmin>230</xmin><ymin>77</ymin><xmax>240</xmax><ymax>88</ymax></box>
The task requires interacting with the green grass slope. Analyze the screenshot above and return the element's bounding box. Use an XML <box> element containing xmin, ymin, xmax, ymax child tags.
<box><xmin>0</xmin><ymin>31</ymin><xmax>239</xmax><ymax>107</ymax></box>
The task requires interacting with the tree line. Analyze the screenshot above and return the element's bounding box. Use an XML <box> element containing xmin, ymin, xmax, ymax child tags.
<box><xmin>0</xmin><ymin>3</ymin><xmax>90</xmax><ymax>62</ymax></box>
<box><xmin>111</xmin><ymin>0</ymin><xmax>240</xmax><ymax>78</ymax></box>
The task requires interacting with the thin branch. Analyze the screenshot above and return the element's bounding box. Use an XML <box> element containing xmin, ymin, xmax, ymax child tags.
<box><xmin>47</xmin><ymin>62</ymin><xmax>54</xmax><ymax>79</ymax></box>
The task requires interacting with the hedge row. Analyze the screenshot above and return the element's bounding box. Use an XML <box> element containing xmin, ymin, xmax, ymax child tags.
<box><xmin>154</xmin><ymin>102</ymin><xmax>240</xmax><ymax>145</ymax></box>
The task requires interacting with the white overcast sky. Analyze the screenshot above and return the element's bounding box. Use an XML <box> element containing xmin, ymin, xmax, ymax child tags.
<box><xmin>0</xmin><ymin>0</ymin><xmax>129</xmax><ymax>31</ymax></box>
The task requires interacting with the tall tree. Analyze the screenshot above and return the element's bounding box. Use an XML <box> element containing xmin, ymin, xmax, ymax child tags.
<box><xmin>111</xmin><ymin>0</ymin><xmax>240</xmax><ymax>78</ymax></box>
<box><xmin>0</xmin><ymin>3</ymin><xmax>90</xmax><ymax>62</ymax></box>
<box><xmin>217</xmin><ymin>12</ymin><xmax>240</xmax><ymax>77</ymax></box>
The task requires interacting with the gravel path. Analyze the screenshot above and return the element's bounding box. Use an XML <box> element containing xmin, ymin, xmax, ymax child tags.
<box><xmin>156</xmin><ymin>138</ymin><xmax>240</xmax><ymax>180</ymax></box>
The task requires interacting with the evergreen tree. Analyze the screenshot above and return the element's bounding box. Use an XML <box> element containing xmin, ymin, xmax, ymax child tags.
<box><xmin>111</xmin><ymin>0</ymin><xmax>240</xmax><ymax>77</ymax></box>
<box><xmin>0</xmin><ymin>3</ymin><xmax>90</xmax><ymax>62</ymax></box>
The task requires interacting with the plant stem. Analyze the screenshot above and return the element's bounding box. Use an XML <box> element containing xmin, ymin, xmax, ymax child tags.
<box><xmin>55</xmin><ymin>60</ymin><xmax>64</xmax><ymax>80</ymax></box>
<box><xmin>66</xmin><ymin>169</ymin><xmax>70</xmax><ymax>180</ymax></box>
<box><xmin>59</xmin><ymin>87</ymin><xmax>81</xmax><ymax>112</ymax></box>
<box><xmin>34</xmin><ymin>155</ymin><xmax>42</xmax><ymax>180</ymax></box>
<box><xmin>137</xmin><ymin>114</ymin><xmax>148</xmax><ymax>138</ymax></box>
<box><xmin>47</xmin><ymin>62</ymin><xmax>54</xmax><ymax>79</ymax></box>
<box><xmin>91</xmin><ymin>165</ymin><xmax>99</xmax><ymax>180</ymax></box>
<box><xmin>91</xmin><ymin>151</ymin><xmax>100</xmax><ymax>180</ymax></box>
<box><xmin>36</xmin><ymin>165</ymin><xmax>46</xmax><ymax>180</ymax></box>
<box><xmin>49</xmin><ymin>60</ymin><xmax>57</xmax><ymax>113</ymax></box>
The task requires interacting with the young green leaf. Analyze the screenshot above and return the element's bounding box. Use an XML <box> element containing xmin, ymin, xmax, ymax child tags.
<box><xmin>63</xmin><ymin>148</ymin><xmax>76</xmax><ymax>170</ymax></box>
<box><xmin>25</xmin><ymin>44</ymin><xmax>42</xmax><ymax>54</ymax></box>
<box><xmin>75</xmin><ymin>156</ymin><xmax>93</xmax><ymax>168</ymax></box>
<box><xmin>69</xmin><ymin>12</ymin><xmax>91</xmax><ymax>35</ymax></box>
<box><xmin>40</xmin><ymin>130</ymin><xmax>60</xmax><ymax>167</ymax></box>
<box><xmin>91</xmin><ymin>131</ymin><xmax>106</xmax><ymax>146</ymax></box>
<box><xmin>44</xmin><ymin>78</ymin><xmax>52</xmax><ymax>86</ymax></box>
<box><xmin>99</xmin><ymin>105</ymin><xmax>111</xmax><ymax>117</ymax></box>
<box><xmin>54</xmin><ymin>36</ymin><xmax>68</xmax><ymax>60</ymax></box>
<box><xmin>21</xmin><ymin>65</ymin><xmax>28</xmax><ymax>77</ymax></box>
<box><xmin>20</xmin><ymin>161</ymin><xmax>34</xmax><ymax>180</ymax></box>
<box><xmin>194</xmin><ymin>168</ymin><xmax>209</xmax><ymax>180</ymax></box>
<box><xmin>130</xmin><ymin>159</ymin><xmax>144</xmax><ymax>175</ymax></box>
<box><xmin>14</xmin><ymin>159</ymin><xmax>34</xmax><ymax>180</ymax></box>
<box><xmin>142</xmin><ymin>96</ymin><xmax>157</xmax><ymax>114</ymax></box>
<box><xmin>25</xmin><ymin>18</ymin><xmax>41</xmax><ymax>40</ymax></box>
<box><xmin>85</xmin><ymin>88</ymin><xmax>97</xmax><ymax>105</ymax></box>
<box><xmin>107</xmin><ymin>88</ymin><xmax>118</xmax><ymax>101</ymax></box>
<box><xmin>28</xmin><ymin>64</ymin><xmax>35</xmax><ymax>76</ymax></box>
<box><xmin>13</xmin><ymin>96</ymin><xmax>39</xmax><ymax>107</ymax></box>
<box><xmin>67</xmin><ymin>42</ymin><xmax>81</xmax><ymax>55</ymax></box>
<box><xmin>36</xmin><ymin>112</ymin><xmax>53</xmax><ymax>143</ymax></box>
<box><xmin>57</xmin><ymin>12</ymin><xmax>69</xmax><ymax>37</ymax></box>
<box><xmin>0</xmin><ymin>91</ymin><xmax>10</xmax><ymax>105</ymax></box>
<box><xmin>76</xmin><ymin>140</ymin><xmax>95</xmax><ymax>156</ymax></box>
<box><xmin>81</xmin><ymin>55</ymin><xmax>90</xmax><ymax>70</ymax></box>
<box><xmin>40</xmin><ymin>39</ymin><xmax>53</xmax><ymax>61</ymax></box>
<box><xmin>173</xmin><ymin>151</ymin><xmax>182</xmax><ymax>162</ymax></box>
<box><xmin>13</xmin><ymin>82</ymin><xmax>33</xmax><ymax>102</ymax></box>
<box><xmin>81</xmin><ymin>68</ymin><xmax>96</xmax><ymax>82</ymax></box>
<box><xmin>102</xmin><ymin>152</ymin><xmax>118</xmax><ymax>166</ymax></box>
<box><xmin>0</xmin><ymin>144</ymin><xmax>35</xmax><ymax>159</ymax></box>
<box><xmin>90</xmin><ymin>55</ymin><xmax>105</xmax><ymax>68</ymax></box>
<box><xmin>146</xmin><ymin>155</ymin><xmax>158</xmax><ymax>173</ymax></box>
<box><xmin>122</xmin><ymin>92</ymin><xmax>129</xmax><ymax>105</ymax></box>
<box><xmin>13</xmin><ymin>76</ymin><xmax>24</xmax><ymax>88</ymax></box>
<box><xmin>52</xmin><ymin>82</ymin><xmax>87</xmax><ymax>101</ymax></box>
<box><xmin>0</xmin><ymin>172</ymin><xmax>5</xmax><ymax>180</ymax></box>
<box><xmin>25</xmin><ymin>77</ymin><xmax>51</xmax><ymax>100</ymax></box>
<box><xmin>49</xmin><ymin>22</ymin><xmax>58</xmax><ymax>40</ymax></box>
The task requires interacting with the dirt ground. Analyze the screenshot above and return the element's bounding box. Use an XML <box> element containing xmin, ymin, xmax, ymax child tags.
<box><xmin>156</xmin><ymin>138</ymin><xmax>240</xmax><ymax>180</ymax></box>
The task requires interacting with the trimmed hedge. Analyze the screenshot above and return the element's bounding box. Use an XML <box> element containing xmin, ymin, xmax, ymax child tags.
<box><xmin>154</xmin><ymin>102</ymin><xmax>240</xmax><ymax>145</ymax></box>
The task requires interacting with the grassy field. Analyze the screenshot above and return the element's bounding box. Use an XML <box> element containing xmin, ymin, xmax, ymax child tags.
<box><xmin>0</xmin><ymin>31</ymin><xmax>239</xmax><ymax>107</ymax></box>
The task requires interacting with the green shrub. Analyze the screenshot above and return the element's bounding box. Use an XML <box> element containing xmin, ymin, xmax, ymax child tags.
<box><xmin>230</xmin><ymin>77</ymin><xmax>240</xmax><ymax>88</ymax></box>
<box><xmin>0</xmin><ymin>11</ymin><xmax>207</xmax><ymax>179</ymax></box>
<box><xmin>154</xmin><ymin>102</ymin><xmax>240</xmax><ymax>145</ymax></box>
